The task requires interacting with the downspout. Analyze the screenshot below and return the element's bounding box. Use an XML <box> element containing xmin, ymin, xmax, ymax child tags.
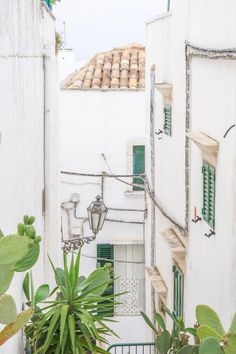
<box><xmin>150</xmin><ymin>65</ymin><xmax>156</xmax><ymax>267</ymax></box>
<box><xmin>150</xmin><ymin>65</ymin><xmax>156</xmax><ymax>320</ymax></box>
<box><xmin>42</xmin><ymin>52</ymin><xmax>47</xmax><ymax>280</ymax></box>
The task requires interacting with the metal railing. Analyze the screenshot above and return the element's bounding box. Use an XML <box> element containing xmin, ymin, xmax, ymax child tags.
<box><xmin>108</xmin><ymin>342</ymin><xmax>155</xmax><ymax>354</ymax></box>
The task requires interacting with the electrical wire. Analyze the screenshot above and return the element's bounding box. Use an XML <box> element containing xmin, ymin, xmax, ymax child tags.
<box><xmin>81</xmin><ymin>253</ymin><xmax>145</xmax><ymax>264</ymax></box>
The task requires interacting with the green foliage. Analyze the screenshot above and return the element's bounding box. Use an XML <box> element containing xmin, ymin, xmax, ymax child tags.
<box><xmin>141</xmin><ymin>305</ymin><xmax>236</xmax><ymax>354</ymax></box>
<box><xmin>141</xmin><ymin>306</ymin><xmax>197</xmax><ymax>353</ymax></box>
<box><xmin>24</xmin><ymin>250</ymin><xmax>119</xmax><ymax>354</ymax></box>
<box><xmin>0</xmin><ymin>294</ymin><xmax>17</xmax><ymax>324</ymax></box>
<box><xmin>0</xmin><ymin>216</ymin><xmax>41</xmax><ymax>346</ymax></box>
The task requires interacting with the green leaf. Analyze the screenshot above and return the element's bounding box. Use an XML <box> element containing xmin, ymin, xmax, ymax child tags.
<box><xmin>43</xmin><ymin>310</ymin><xmax>60</xmax><ymax>351</ymax></box>
<box><xmin>23</xmin><ymin>215</ymin><xmax>30</xmax><ymax>225</ymax></box>
<box><xmin>196</xmin><ymin>305</ymin><xmax>225</xmax><ymax>336</ymax></box>
<box><xmin>199</xmin><ymin>338</ymin><xmax>223</xmax><ymax>354</ymax></box>
<box><xmin>0</xmin><ymin>229</ymin><xmax>4</xmax><ymax>239</ymax></box>
<box><xmin>197</xmin><ymin>325</ymin><xmax>224</xmax><ymax>342</ymax></box>
<box><xmin>34</xmin><ymin>284</ymin><xmax>50</xmax><ymax>305</ymax></box>
<box><xmin>178</xmin><ymin>345</ymin><xmax>199</xmax><ymax>354</ymax></box>
<box><xmin>0</xmin><ymin>265</ymin><xmax>14</xmax><ymax>296</ymax></box>
<box><xmin>14</xmin><ymin>243</ymin><xmax>40</xmax><ymax>272</ymax></box>
<box><xmin>55</xmin><ymin>267</ymin><xmax>65</xmax><ymax>287</ymax></box>
<box><xmin>68</xmin><ymin>314</ymin><xmax>75</xmax><ymax>352</ymax></box>
<box><xmin>224</xmin><ymin>334</ymin><xmax>236</xmax><ymax>354</ymax></box>
<box><xmin>0</xmin><ymin>235</ymin><xmax>33</xmax><ymax>266</ymax></box>
<box><xmin>60</xmin><ymin>305</ymin><xmax>69</xmax><ymax>345</ymax></box>
<box><xmin>186</xmin><ymin>327</ymin><xmax>197</xmax><ymax>336</ymax></box>
<box><xmin>79</xmin><ymin>267</ymin><xmax>110</xmax><ymax>296</ymax></box>
<box><xmin>23</xmin><ymin>272</ymin><xmax>30</xmax><ymax>301</ymax></box>
<box><xmin>155</xmin><ymin>330</ymin><xmax>171</xmax><ymax>353</ymax></box>
<box><xmin>155</xmin><ymin>313</ymin><xmax>166</xmax><ymax>330</ymax></box>
<box><xmin>0</xmin><ymin>294</ymin><xmax>17</xmax><ymax>324</ymax></box>
<box><xmin>228</xmin><ymin>314</ymin><xmax>236</xmax><ymax>335</ymax></box>
<box><xmin>28</xmin><ymin>216</ymin><xmax>35</xmax><ymax>225</ymax></box>
<box><xmin>0</xmin><ymin>308</ymin><xmax>33</xmax><ymax>346</ymax></box>
<box><xmin>140</xmin><ymin>311</ymin><xmax>158</xmax><ymax>335</ymax></box>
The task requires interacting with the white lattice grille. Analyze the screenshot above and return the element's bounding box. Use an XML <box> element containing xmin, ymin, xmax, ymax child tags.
<box><xmin>115</xmin><ymin>277</ymin><xmax>145</xmax><ymax>316</ymax></box>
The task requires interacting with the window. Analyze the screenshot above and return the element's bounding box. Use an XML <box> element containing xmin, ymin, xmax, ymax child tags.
<box><xmin>133</xmin><ymin>145</ymin><xmax>145</xmax><ymax>190</ymax></box>
<box><xmin>44</xmin><ymin>0</ymin><xmax>52</xmax><ymax>9</ymax></box>
<box><xmin>97</xmin><ymin>244</ymin><xmax>114</xmax><ymax>316</ymax></box>
<box><xmin>114</xmin><ymin>245</ymin><xmax>145</xmax><ymax>316</ymax></box>
<box><xmin>173</xmin><ymin>264</ymin><xmax>184</xmax><ymax>318</ymax></box>
<box><xmin>163</xmin><ymin>104</ymin><xmax>172</xmax><ymax>136</ymax></box>
<box><xmin>202</xmin><ymin>161</ymin><xmax>216</xmax><ymax>229</ymax></box>
<box><xmin>167</xmin><ymin>0</ymin><xmax>172</xmax><ymax>11</ymax></box>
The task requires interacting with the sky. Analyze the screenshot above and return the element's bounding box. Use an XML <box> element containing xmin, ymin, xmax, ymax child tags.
<box><xmin>54</xmin><ymin>0</ymin><xmax>166</xmax><ymax>62</ymax></box>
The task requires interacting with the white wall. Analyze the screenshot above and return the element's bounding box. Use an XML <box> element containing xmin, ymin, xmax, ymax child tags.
<box><xmin>60</xmin><ymin>88</ymin><xmax>148</xmax><ymax>344</ymax></box>
<box><xmin>185</xmin><ymin>0</ymin><xmax>236</xmax><ymax>329</ymax></box>
<box><xmin>145</xmin><ymin>0</ymin><xmax>236</xmax><ymax>333</ymax></box>
<box><xmin>0</xmin><ymin>1</ymin><xmax>59</xmax><ymax>352</ymax></box>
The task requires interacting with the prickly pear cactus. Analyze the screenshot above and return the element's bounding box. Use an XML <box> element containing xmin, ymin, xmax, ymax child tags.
<box><xmin>196</xmin><ymin>305</ymin><xmax>236</xmax><ymax>354</ymax></box>
<box><xmin>0</xmin><ymin>216</ymin><xmax>41</xmax><ymax>346</ymax></box>
<box><xmin>0</xmin><ymin>308</ymin><xmax>33</xmax><ymax>346</ymax></box>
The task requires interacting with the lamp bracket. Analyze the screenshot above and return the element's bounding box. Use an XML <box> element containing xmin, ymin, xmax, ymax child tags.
<box><xmin>62</xmin><ymin>236</ymin><xmax>96</xmax><ymax>253</ymax></box>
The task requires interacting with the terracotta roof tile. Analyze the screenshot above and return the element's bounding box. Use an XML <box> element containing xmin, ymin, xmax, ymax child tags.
<box><xmin>62</xmin><ymin>43</ymin><xmax>145</xmax><ymax>90</ymax></box>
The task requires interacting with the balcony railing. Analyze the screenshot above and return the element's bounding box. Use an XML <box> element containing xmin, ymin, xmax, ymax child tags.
<box><xmin>108</xmin><ymin>342</ymin><xmax>155</xmax><ymax>354</ymax></box>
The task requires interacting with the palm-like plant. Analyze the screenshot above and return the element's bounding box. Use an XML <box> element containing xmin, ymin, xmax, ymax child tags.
<box><xmin>24</xmin><ymin>250</ymin><xmax>119</xmax><ymax>354</ymax></box>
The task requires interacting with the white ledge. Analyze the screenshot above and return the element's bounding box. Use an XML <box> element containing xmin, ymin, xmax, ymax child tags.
<box><xmin>186</xmin><ymin>132</ymin><xmax>219</xmax><ymax>154</ymax></box>
<box><xmin>146</xmin><ymin>266</ymin><xmax>167</xmax><ymax>296</ymax></box>
<box><xmin>155</xmin><ymin>83</ymin><xmax>172</xmax><ymax>103</ymax></box>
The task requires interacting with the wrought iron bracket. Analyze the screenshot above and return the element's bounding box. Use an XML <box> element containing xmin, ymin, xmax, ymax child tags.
<box><xmin>191</xmin><ymin>216</ymin><xmax>202</xmax><ymax>223</ymax></box>
<box><xmin>204</xmin><ymin>229</ymin><xmax>215</xmax><ymax>238</ymax></box>
<box><xmin>62</xmin><ymin>236</ymin><xmax>96</xmax><ymax>253</ymax></box>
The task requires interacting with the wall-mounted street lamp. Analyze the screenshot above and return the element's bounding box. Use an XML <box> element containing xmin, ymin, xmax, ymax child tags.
<box><xmin>62</xmin><ymin>195</ymin><xmax>107</xmax><ymax>253</ymax></box>
<box><xmin>87</xmin><ymin>195</ymin><xmax>108</xmax><ymax>235</ymax></box>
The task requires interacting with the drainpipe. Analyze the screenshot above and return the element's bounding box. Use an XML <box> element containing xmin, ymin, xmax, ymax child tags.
<box><xmin>150</xmin><ymin>65</ymin><xmax>156</xmax><ymax>267</ymax></box>
<box><xmin>42</xmin><ymin>52</ymin><xmax>47</xmax><ymax>278</ymax></box>
<box><xmin>149</xmin><ymin>65</ymin><xmax>156</xmax><ymax>321</ymax></box>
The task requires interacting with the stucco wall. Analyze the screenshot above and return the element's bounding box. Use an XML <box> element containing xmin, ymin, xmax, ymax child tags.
<box><xmin>145</xmin><ymin>0</ymin><xmax>236</xmax><ymax>332</ymax></box>
<box><xmin>59</xmin><ymin>88</ymin><xmax>148</xmax><ymax>343</ymax></box>
<box><xmin>0</xmin><ymin>1</ymin><xmax>59</xmax><ymax>352</ymax></box>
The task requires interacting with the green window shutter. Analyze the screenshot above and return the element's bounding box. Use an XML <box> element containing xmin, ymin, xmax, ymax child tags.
<box><xmin>97</xmin><ymin>244</ymin><xmax>114</xmax><ymax>316</ymax></box>
<box><xmin>202</xmin><ymin>161</ymin><xmax>216</xmax><ymax>229</ymax></box>
<box><xmin>133</xmin><ymin>145</ymin><xmax>145</xmax><ymax>191</ymax></box>
<box><xmin>163</xmin><ymin>104</ymin><xmax>172</xmax><ymax>136</ymax></box>
<box><xmin>173</xmin><ymin>264</ymin><xmax>184</xmax><ymax>318</ymax></box>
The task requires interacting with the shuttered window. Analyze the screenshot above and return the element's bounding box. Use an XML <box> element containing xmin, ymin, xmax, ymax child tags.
<box><xmin>173</xmin><ymin>264</ymin><xmax>184</xmax><ymax>318</ymax></box>
<box><xmin>133</xmin><ymin>145</ymin><xmax>145</xmax><ymax>191</ymax></box>
<box><xmin>44</xmin><ymin>0</ymin><xmax>52</xmax><ymax>9</ymax></box>
<box><xmin>97</xmin><ymin>244</ymin><xmax>114</xmax><ymax>316</ymax></box>
<box><xmin>202</xmin><ymin>161</ymin><xmax>216</xmax><ymax>229</ymax></box>
<box><xmin>163</xmin><ymin>104</ymin><xmax>172</xmax><ymax>136</ymax></box>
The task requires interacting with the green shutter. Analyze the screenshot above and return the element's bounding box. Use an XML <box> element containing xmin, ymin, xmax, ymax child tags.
<box><xmin>97</xmin><ymin>244</ymin><xmax>114</xmax><ymax>316</ymax></box>
<box><xmin>173</xmin><ymin>264</ymin><xmax>184</xmax><ymax>318</ymax></box>
<box><xmin>202</xmin><ymin>161</ymin><xmax>215</xmax><ymax>229</ymax></box>
<box><xmin>163</xmin><ymin>104</ymin><xmax>172</xmax><ymax>136</ymax></box>
<box><xmin>133</xmin><ymin>145</ymin><xmax>145</xmax><ymax>191</ymax></box>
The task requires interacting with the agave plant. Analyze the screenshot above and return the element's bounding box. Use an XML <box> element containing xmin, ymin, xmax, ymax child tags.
<box><xmin>24</xmin><ymin>249</ymin><xmax>119</xmax><ymax>354</ymax></box>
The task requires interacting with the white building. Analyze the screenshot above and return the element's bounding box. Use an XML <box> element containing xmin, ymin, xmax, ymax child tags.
<box><xmin>145</xmin><ymin>0</ymin><xmax>236</xmax><ymax>333</ymax></box>
<box><xmin>59</xmin><ymin>44</ymin><xmax>149</xmax><ymax>344</ymax></box>
<box><xmin>0</xmin><ymin>0</ymin><xmax>60</xmax><ymax>351</ymax></box>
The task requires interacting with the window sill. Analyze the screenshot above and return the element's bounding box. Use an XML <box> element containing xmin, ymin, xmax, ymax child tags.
<box><xmin>124</xmin><ymin>190</ymin><xmax>145</xmax><ymax>197</ymax></box>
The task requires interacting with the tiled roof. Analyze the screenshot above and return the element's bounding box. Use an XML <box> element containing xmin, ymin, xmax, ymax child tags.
<box><xmin>62</xmin><ymin>43</ymin><xmax>145</xmax><ymax>90</ymax></box>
